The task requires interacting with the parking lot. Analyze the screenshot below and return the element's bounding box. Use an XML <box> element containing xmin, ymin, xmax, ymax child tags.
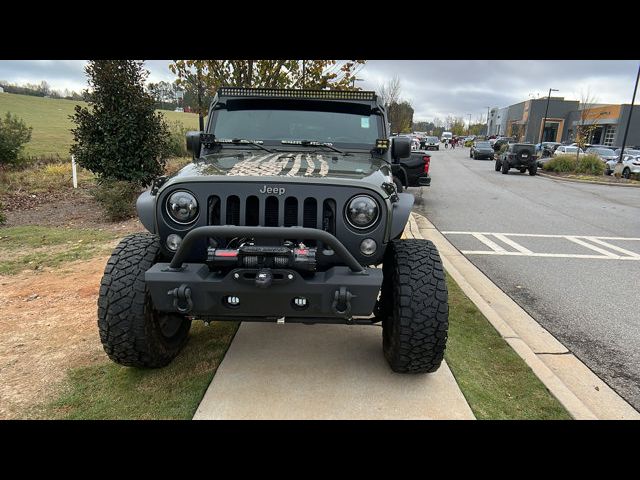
<box><xmin>413</xmin><ymin>145</ymin><xmax>640</xmax><ymax>410</ymax></box>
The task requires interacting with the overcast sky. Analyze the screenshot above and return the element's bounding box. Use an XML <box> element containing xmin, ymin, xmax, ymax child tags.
<box><xmin>1</xmin><ymin>60</ymin><xmax>638</xmax><ymax>123</ymax></box>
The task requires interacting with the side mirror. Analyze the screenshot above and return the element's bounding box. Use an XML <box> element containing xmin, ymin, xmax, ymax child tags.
<box><xmin>186</xmin><ymin>131</ymin><xmax>202</xmax><ymax>159</ymax></box>
<box><xmin>391</xmin><ymin>136</ymin><xmax>411</xmax><ymax>162</ymax></box>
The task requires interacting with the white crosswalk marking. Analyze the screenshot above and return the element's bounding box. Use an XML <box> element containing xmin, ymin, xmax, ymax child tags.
<box><xmin>493</xmin><ymin>233</ymin><xmax>533</xmax><ymax>254</ymax></box>
<box><xmin>441</xmin><ymin>231</ymin><xmax>640</xmax><ymax>261</ymax></box>
<box><xmin>565</xmin><ymin>236</ymin><xmax>618</xmax><ymax>258</ymax></box>
<box><xmin>472</xmin><ymin>233</ymin><xmax>506</xmax><ymax>252</ymax></box>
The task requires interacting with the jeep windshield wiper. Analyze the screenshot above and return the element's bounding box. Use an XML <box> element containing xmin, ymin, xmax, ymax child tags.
<box><xmin>221</xmin><ymin>138</ymin><xmax>273</xmax><ymax>153</ymax></box>
<box><xmin>281</xmin><ymin>140</ymin><xmax>350</xmax><ymax>155</ymax></box>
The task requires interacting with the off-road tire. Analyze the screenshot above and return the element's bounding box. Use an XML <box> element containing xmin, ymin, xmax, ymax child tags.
<box><xmin>98</xmin><ymin>233</ymin><xmax>192</xmax><ymax>368</ymax></box>
<box><xmin>529</xmin><ymin>164</ymin><xmax>537</xmax><ymax>176</ymax></box>
<box><xmin>377</xmin><ymin>239</ymin><xmax>448</xmax><ymax>373</ymax></box>
<box><xmin>623</xmin><ymin>168</ymin><xmax>631</xmax><ymax>179</ymax></box>
<box><xmin>501</xmin><ymin>159</ymin><xmax>509</xmax><ymax>174</ymax></box>
<box><xmin>495</xmin><ymin>159</ymin><xmax>501</xmax><ymax>171</ymax></box>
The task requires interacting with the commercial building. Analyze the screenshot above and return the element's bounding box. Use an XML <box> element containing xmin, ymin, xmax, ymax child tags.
<box><xmin>487</xmin><ymin>97</ymin><xmax>640</xmax><ymax>147</ymax></box>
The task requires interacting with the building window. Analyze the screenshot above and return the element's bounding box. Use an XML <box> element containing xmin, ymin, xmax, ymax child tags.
<box><xmin>604</xmin><ymin>125</ymin><xmax>616</xmax><ymax>146</ymax></box>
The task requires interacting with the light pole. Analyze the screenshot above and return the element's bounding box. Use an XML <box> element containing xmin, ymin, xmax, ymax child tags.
<box><xmin>486</xmin><ymin>106</ymin><xmax>491</xmax><ymax>137</ymax></box>
<box><xmin>539</xmin><ymin>88</ymin><xmax>559</xmax><ymax>145</ymax></box>
<box><xmin>467</xmin><ymin>113</ymin><xmax>472</xmax><ymax>135</ymax></box>
<box><xmin>615</xmin><ymin>63</ymin><xmax>640</xmax><ymax>177</ymax></box>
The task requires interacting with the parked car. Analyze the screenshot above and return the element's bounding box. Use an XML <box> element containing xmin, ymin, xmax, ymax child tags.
<box><xmin>421</xmin><ymin>136</ymin><xmax>440</xmax><ymax>150</ymax></box>
<box><xmin>441</xmin><ymin>131</ymin><xmax>453</xmax><ymax>143</ymax></box>
<box><xmin>470</xmin><ymin>141</ymin><xmax>495</xmax><ymax>160</ymax></box>
<box><xmin>585</xmin><ymin>147</ymin><xmax>618</xmax><ymax>164</ymax></box>
<box><xmin>613</xmin><ymin>148</ymin><xmax>640</xmax><ymax>157</ymax></box>
<box><xmin>554</xmin><ymin>145</ymin><xmax>585</xmax><ymax>156</ymax></box>
<box><xmin>604</xmin><ymin>155</ymin><xmax>640</xmax><ymax>178</ymax></box>
<box><xmin>539</xmin><ymin>142</ymin><xmax>562</xmax><ymax>158</ymax></box>
<box><xmin>391</xmin><ymin>150</ymin><xmax>431</xmax><ymax>191</ymax></box>
<box><xmin>495</xmin><ymin>143</ymin><xmax>538</xmax><ymax>175</ymax></box>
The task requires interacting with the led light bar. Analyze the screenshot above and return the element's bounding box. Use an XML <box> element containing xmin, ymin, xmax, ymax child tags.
<box><xmin>218</xmin><ymin>87</ymin><xmax>377</xmax><ymax>101</ymax></box>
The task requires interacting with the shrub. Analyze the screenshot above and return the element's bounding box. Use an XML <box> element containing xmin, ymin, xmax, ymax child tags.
<box><xmin>575</xmin><ymin>154</ymin><xmax>605</xmax><ymax>175</ymax></box>
<box><xmin>0</xmin><ymin>112</ymin><xmax>33</xmax><ymax>167</ymax></box>
<box><xmin>164</xmin><ymin>120</ymin><xmax>190</xmax><ymax>157</ymax></box>
<box><xmin>91</xmin><ymin>179</ymin><xmax>141</xmax><ymax>221</ymax></box>
<box><xmin>70</xmin><ymin>60</ymin><xmax>169</xmax><ymax>187</ymax></box>
<box><xmin>543</xmin><ymin>154</ymin><xmax>578</xmax><ymax>172</ymax></box>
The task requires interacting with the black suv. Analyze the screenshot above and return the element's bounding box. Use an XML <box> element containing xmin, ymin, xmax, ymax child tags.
<box><xmin>97</xmin><ymin>88</ymin><xmax>448</xmax><ymax>374</ymax></box>
<box><xmin>495</xmin><ymin>143</ymin><xmax>538</xmax><ymax>175</ymax></box>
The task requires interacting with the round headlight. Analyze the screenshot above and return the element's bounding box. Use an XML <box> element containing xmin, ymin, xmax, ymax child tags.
<box><xmin>346</xmin><ymin>195</ymin><xmax>379</xmax><ymax>229</ymax></box>
<box><xmin>166</xmin><ymin>190</ymin><xmax>199</xmax><ymax>224</ymax></box>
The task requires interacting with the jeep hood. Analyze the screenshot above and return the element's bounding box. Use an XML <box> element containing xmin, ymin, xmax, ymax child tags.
<box><xmin>171</xmin><ymin>151</ymin><xmax>389</xmax><ymax>181</ymax></box>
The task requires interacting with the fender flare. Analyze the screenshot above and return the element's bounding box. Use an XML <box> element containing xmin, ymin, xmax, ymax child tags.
<box><xmin>389</xmin><ymin>193</ymin><xmax>414</xmax><ymax>240</ymax></box>
<box><xmin>136</xmin><ymin>190</ymin><xmax>157</xmax><ymax>234</ymax></box>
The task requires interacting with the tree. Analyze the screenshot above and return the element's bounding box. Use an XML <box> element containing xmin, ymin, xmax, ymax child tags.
<box><xmin>0</xmin><ymin>112</ymin><xmax>32</xmax><ymax>167</ymax></box>
<box><xmin>169</xmin><ymin>60</ymin><xmax>366</xmax><ymax>118</ymax></box>
<box><xmin>377</xmin><ymin>75</ymin><xmax>401</xmax><ymax>111</ymax></box>
<box><xmin>388</xmin><ymin>101</ymin><xmax>414</xmax><ymax>133</ymax></box>
<box><xmin>575</xmin><ymin>88</ymin><xmax>599</xmax><ymax>161</ymax></box>
<box><xmin>70</xmin><ymin>60</ymin><xmax>170</xmax><ymax>187</ymax></box>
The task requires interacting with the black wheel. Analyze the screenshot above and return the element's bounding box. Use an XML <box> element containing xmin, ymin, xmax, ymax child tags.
<box><xmin>495</xmin><ymin>159</ymin><xmax>501</xmax><ymax>171</ymax></box>
<box><xmin>529</xmin><ymin>164</ymin><xmax>537</xmax><ymax>176</ymax></box>
<box><xmin>605</xmin><ymin>168</ymin><xmax>612</xmax><ymax>176</ymax></box>
<box><xmin>98</xmin><ymin>233</ymin><xmax>192</xmax><ymax>368</ymax></box>
<box><xmin>470</xmin><ymin>150</ymin><xmax>473</xmax><ymax>158</ymax></box>
<box><xmin>622</xmin><ymin>168</ymin><xmax>631</xmax><ymax>179</ymax></box>
<box><xmin>393</xmin><ymin>176</ymin><xmax>404</xmax><ymax>193</ymax></box>
<box><xmin>377</xmin><ymin>239</ymin><xmax>448</xmax><ymax>373</ymax></box>
<box><xmin>501</xmin><ymin>160</ymin><xmax>509</xmax><ymax>174</ymax></box>
<box><xmin>436</xmin><ymin>147</ymin><xmax>439</xmax><ymax>151</ymax></box>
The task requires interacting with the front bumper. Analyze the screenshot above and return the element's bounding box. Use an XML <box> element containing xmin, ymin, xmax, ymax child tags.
<box><xmin>146</xmin><ymin>225</ymin><xmax>383</xmax><ymax>320</ymax></box>
<box><xmin>146</xmin><ymin>263</ymin><xmax>383</xmax><ymax>319</ymax></box>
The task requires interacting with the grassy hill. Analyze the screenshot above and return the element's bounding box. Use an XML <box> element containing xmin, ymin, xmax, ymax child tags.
<box><xmin>0</xmin><ymin>92</ymin><xmax>200</xmax><ymax>159</ymax></box>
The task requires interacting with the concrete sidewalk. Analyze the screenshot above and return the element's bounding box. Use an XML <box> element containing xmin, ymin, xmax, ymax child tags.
<box><xmin>193</xmin><ymin>322</ymin><xmax>475</xmax><ymax>420</ymax></box>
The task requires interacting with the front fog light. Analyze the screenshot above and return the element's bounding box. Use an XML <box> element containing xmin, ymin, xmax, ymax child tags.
<box><xmin>360</xmin><ymin>238</ymin><xmax>377</xmax><ymax>256</ymax></box>
<box><xmin>166</xmin><ymin>234</ymin><xmax>182</xmax><ymax>251</ymax></box>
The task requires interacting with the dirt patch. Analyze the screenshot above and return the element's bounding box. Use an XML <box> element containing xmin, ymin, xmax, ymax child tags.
<box><xmin>2</xmin><ymin>188</ymin><xmax>143</xmax><ymax>233</ymax></box>
<box><xmin>0</xmin><ymin>255</ymin><xmax>116</xmax><ymax>419</ymax></box>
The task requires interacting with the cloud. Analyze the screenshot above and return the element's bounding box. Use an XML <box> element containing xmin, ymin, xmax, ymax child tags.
<box><xmin>1</xmin><ymin>60</ymin><xmax>638</xmax><ymax>123</ymax></box>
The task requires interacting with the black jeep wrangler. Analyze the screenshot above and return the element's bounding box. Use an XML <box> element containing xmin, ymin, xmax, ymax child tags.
<box><xmin>97</xmin><ymin>87</ymin><xmax>448</xmax><ymax>374</ymax></box>
<box><xmin>495</xmin><ymin>143</ymin><xmax>538</xmax><ymax>175</ymax></box>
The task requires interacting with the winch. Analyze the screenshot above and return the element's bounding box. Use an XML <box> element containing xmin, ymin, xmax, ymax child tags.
<box><xmin>206</xmin><ymin>242</ymin><xmax>317</xmax><ymax>272</ymax></box>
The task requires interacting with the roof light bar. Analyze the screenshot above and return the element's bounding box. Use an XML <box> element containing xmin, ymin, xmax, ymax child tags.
<box><xmin>218</xmin><ymin>87</ymin><xmax>377</xmax><ymax>101</ymax></box>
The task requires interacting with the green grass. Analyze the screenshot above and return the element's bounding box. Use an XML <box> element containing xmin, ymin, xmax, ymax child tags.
<box><xmin>39</xmin><ymin>322</ymin><xmax>239</xmax><ymax>420</ymax></box>
<box><xmin>444</xmin><ymin>274</ymin><xmax>571</xmax><ymax>419</ymax></box>
<box><xmin>0</xmin><ymin>92</ymin><xmax>200</xmax><ymax>159</ymax></box>
<box><xmin>0</xmin><ymin>226</ymin><xmax>120</xmax><ymax>275</ymax></box>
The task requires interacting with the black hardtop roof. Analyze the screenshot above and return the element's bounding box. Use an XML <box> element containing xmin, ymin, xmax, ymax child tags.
<box><xmin>215</xmin><ymin>87</ymin><xmax>379</xmax><ymax>104</ymax></box>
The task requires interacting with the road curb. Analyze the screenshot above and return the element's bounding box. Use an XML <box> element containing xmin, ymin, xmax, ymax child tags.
<box><xmin>537</xmin><ymin>171</ymin><xmax>640</xmax><ymax>188</ymax></box>
<box><xmin>409</xmin><ymin>212</ymin><xmax>640</xmax><ymax>420</ymax></box>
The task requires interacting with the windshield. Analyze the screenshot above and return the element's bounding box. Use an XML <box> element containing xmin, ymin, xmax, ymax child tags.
<box><xmin>476</xmin><ymin>142</ymin><xmax>491</xmax><ymax>148</ymax></box>
<box><xmin>592</xmin><ymin>148</ymin><xmax>615</xmax><ymax>155</ymax></box>
<box><xmin>211</xmin><ymin>100</ymin><xmax>381</xmax><ymax>148</ymax></box>
<box><xmin>427</xmin><ymin>137</ymin><xmax>439</xmax><ymax>142</ymax></box>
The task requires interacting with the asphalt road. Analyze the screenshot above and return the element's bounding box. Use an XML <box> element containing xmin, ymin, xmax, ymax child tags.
<box><xmin>411</xmin><ymin>145</ymin><xmax>640</xmax><ymax>410</ymax></box>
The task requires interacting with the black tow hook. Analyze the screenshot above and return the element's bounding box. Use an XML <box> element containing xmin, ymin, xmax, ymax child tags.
<box><xmin>332</xmin><ymin>286</ymin><xmax>355</xmax><ymax>317</ymax></box>
<box><xmin>168</xmin><ymin>284</ymin><xmax>193</xmax><ymax>314</ymax></box>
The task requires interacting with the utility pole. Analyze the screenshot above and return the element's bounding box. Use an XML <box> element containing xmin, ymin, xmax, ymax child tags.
<box><xmin>467</xmin><ymin>113</ymin><xmax>472</xmax><ymax>135</ymax></box>
<box><xmin>539</xmin><ymin>88</ymin><xmax>559</xmax><ymax>144</ymax></box>
<box><xmin>615</xmin><ymin>63</ymin><xmax>640</xmax><ymax>176</ymax></box>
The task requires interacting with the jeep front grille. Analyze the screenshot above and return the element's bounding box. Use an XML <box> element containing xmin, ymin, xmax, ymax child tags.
<box><xmin>207</xmin><ymin>194</ymin><xmax>337</xmax><ymax>246</ymax></box>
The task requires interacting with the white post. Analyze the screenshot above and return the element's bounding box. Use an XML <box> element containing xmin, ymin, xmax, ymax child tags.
<box><xmin>71</xmin><ymin>155</ymin><xmax>78</xmax><ymax>189</ymax></box>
